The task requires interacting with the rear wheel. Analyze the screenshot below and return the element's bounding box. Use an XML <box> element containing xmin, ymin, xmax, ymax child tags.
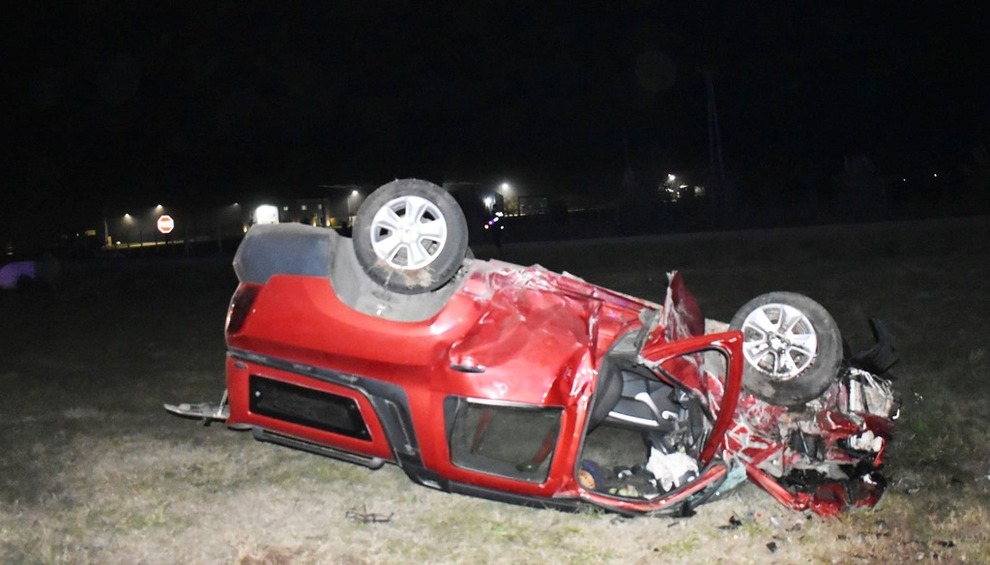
<box><xmin>353</xmin><ymin>179</ymin><xmax>468</xmax><ymax>294</ymax></box>
<box><xmin>729</xmin><ymin>292</ymin><xmax>842</xmax><ymax>406</ymax></box>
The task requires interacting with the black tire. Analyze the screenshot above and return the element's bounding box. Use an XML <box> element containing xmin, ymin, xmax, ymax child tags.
<box><xmin>729</xmin><ymin>292</ymin><xmax>842</xmax><ymax>406</ymax></box>
<box><xmin>353</xmin><ymin>179</ymin><xmax>468</xmax><ymax>294</ymax></box>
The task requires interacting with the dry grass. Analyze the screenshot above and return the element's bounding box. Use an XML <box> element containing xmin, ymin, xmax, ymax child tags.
<box><xmin>2</xmin><ymin>217</ymin><xmax>989</xmax><ymax>563</ymax></box>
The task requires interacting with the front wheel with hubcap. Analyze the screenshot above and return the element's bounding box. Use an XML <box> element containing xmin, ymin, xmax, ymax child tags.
<box><xmin>729</xmin><ymin>292</ymin><xmax>842</xmax><ymax>406</ymax></box>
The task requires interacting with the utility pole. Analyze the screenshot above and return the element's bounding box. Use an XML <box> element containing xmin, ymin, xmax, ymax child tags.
<box><xmin>102</xmin><ymin>208</ymin><xmax>110</xmax><ymax>250</ymax></box>
<box><xmin>705</xmin><ymin>71</ymin><xmax>728</xmax><ymax>212</ymax></box>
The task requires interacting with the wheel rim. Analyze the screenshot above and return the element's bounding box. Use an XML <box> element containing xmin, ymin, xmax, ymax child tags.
<box><xmin>739</xmin><ymin>303</ymin><xmax>818</xmax><ymax>381</ymax></box>
<box><xmin>369</xmin><ymin>195</ymin><xmax>448</xmax><ymax>270</ymax></box>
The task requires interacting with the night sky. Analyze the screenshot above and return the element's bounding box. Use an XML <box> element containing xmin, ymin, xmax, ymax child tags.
<box><xmin>5</xmin><ymin>3</ymin><xmax>989</xmax><ymax>243</ymax></box>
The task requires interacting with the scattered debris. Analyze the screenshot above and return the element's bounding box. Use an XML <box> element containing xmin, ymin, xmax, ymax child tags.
<box><xmin>718</xmin><ymin>515</ymin><xmax>743</xmax><ymax>530</ymax></box>
<box><xmin>934</xmin><ymin>539</ymin><xmax>955</xmax><ymax>548</ymax></box>
<box><xmin>345</xmin><ymin>505</ymin><xmax>393</xmax><ymax>524</ymax></box>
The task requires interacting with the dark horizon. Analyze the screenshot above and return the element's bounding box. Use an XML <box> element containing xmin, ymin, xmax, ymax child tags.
<box><xmin>5</xmin><ymin>3</ymin><xmax>989</xmax><ymax>247</ymax></box>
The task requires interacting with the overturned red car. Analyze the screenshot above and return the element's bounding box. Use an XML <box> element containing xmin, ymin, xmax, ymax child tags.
<box><xmin>167</xmin><ymin>179</ymin><xmax>899</xmax><ymax>517</ymax></box>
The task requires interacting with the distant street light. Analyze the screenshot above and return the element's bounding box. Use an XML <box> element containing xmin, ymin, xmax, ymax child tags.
<box><xmin>347</xmin><ymin>190</ymin><xmax>361</xmax><ymax>216</ymax></box>
<box><xmin>498</xmin><ymin>182</ymin><xmax>517</xmax><ymax>215</ymax></box>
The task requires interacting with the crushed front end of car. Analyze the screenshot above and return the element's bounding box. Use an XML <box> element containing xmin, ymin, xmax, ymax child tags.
<box><xmin>569</xmin><ymin>272</ymin><xmax>899</xmax><ymax>517</ymax></box>
<box><xmin>721</xmin><ymin>326</ymin><xmax>899</xmax><ymax>516</ymax></box>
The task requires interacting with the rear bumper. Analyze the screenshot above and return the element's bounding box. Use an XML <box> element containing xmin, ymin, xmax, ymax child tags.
<box><xmin>224</xmin><ymin>349</ymin><xmax>423</xmax><ymax>468</ymax></box>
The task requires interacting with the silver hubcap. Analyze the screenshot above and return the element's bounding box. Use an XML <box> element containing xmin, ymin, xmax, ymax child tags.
<box><xmin>369</xmin><ymin>195</ymin><xmax>447</xmax><ymax>270</ymax></box>
<box><xmin>740</xmin><ymin>303</ymin><xmax>818</xmax><ymax>381</ymax></box>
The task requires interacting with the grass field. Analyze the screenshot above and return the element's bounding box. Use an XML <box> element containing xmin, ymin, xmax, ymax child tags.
<box><xmin>2</xmin><ymin>216</ymin><xmax>988</xmax><ymax>563</ymax></box>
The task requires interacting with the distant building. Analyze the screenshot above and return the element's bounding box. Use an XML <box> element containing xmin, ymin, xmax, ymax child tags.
<box><xmin>277</xmin><ymin>198</ymin><xmax>332</xmax><ymax>227</ymax></box>
<box><xmin>443</xmin><ymin>182</ymin><xmax>507</xmax><ymax>244</ymax></box>
<box><xmin>516</xmin><ymin>195</ymin><xmax>549</xmax><ymax>216</ymax></box>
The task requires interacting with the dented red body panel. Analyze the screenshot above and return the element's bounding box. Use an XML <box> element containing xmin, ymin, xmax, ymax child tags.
<box><xmin>215</xmin><ymin>229</ymin><xmax>895</xmax><ymax>517</ymax></box>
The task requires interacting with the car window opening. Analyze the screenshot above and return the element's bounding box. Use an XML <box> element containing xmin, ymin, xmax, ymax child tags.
<box><xmin>578</xmin><ymin>350</ymin><xmax>723</xmax><ymax>500</ymax></box>
<box><xmin>447</xmin><ymin>399</ymin><xmax>562</xmax><ymax>483</ymax></box>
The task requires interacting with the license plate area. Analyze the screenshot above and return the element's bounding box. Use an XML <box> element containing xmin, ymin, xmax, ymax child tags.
<box><xmin>249</xmin><ymin>375</ymin><xmax>370</xmax><ymax>440</ymax></box>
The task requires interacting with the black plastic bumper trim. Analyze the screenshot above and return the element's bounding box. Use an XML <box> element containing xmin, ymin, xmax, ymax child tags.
<box><xmin>252</xmin><ymin>428</ymin><xmax>386</xmax><ymax>470</ymax></box>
